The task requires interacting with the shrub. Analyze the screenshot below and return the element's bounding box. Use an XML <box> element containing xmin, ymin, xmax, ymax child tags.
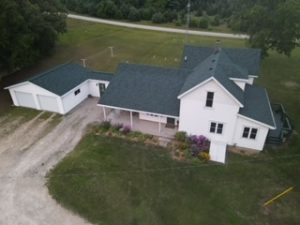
<box><xmin>99</xmin><ymin>121</ymin><xmax>111</xmax><ymax>131</ymax></box>
<box><xmin>121</xmin><ymin>125</ymin><xmax>131</xmax><ymax>135</ymax></box>
<box><xmin>152</xmin><ymin>12</ymin><xmax>165</xmax><ymax>24</ymax></box>
<box><xmin>198</xmin><ymin>152</ymin><xmax>210</xmax><ymax>162</ymax></box>
<box><xmin>111</xmin><ymin>123</ymin><xmax>123</xmax><ymax>132</ymax></box>
<box><xmin>175</xmin><ymin>131</ymin><xmax>187</xmax><ymax>142</ymax></box>
<box><xmin>199</xmin><ymin>18</ymin><xmax>209</xmax><ymax>29</ymax></box>
<box><xmin>211</xmin><ymin>16</ymin><xmax>220</xmax><ymax>26</ymax></box>
<box><xmin>128</xmin><ymin>7</ymin><xmax>140</xmax><ymax>21</ymax></box>
<box><xmin>190</xmin><ymin>17</ymin><xmax>199</xmax><ymax>28</ymax></box>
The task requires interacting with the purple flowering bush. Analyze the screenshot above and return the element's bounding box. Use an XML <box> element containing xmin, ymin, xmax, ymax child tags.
<box><xmin>187</xmin><ymin>135</ymin><xmax>210</xmax><ymax>157</ymax></box>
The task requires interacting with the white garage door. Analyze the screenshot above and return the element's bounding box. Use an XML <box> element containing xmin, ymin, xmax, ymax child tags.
<box><xmin>37</xmin><ymin>95</ymin><xmax>60</xmax><ymax>113</ymax></box>
<box><xmin>209</xmin><ymin>141</ymin><xmax>227</xmax><ymax>163</ymax></box>
<box><xmin>15</xmin><ymin>91</ymin><xmax>36</xmax><ymax>109</ymax></box>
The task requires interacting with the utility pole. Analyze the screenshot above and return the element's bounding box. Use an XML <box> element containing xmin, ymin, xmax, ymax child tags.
<box><xmin>108</xmin><ymin>46</ymin><xmax>114</xmax><ymax>57</ymax></box>
<box><xmin>185</xmin><ymin>0</ymin><xmax>191</xmax><ymax>44</ymax></box>
<box><xmin>80</xmin><ymin>58</ymin><xmax>87</xmax><ymax>68</ymax></box>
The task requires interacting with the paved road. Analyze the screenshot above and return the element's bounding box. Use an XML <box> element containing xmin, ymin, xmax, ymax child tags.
<box><xmin>0</xmin><ymin>98</ymin><xmax>102</xmax><ymax>225</ymax></box>
<box><xmin>68</xmin><ymin>14</ymin><xmax>249</xmax><ymax>40</ymax></box>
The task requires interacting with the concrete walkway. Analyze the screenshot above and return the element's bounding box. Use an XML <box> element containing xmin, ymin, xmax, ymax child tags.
<box><xmin>68</xmin><ymin>14</ymin><xmax>249</xmax><ymax>40</ymax></box>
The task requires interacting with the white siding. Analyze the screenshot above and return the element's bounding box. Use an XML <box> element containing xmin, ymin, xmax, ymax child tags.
<box><xmin>15</xmin><ymin>91</ymin><xmax>36</xmax><ymax>109</ymax></box>
<box><xmin>88</xmin><ymin>80</ymin><xmax>109</xmax><ymax>97</ymax></box>
<box><xmin>233</xmin><ymin>116</ymin><xmax>269</xmax><ymax>151</ymax></box>
<box><xmin>179</xmin><ymin>80</ymin><xmax>240</xmax><ymax>144</ymax></box>
<box><xmin>8</xmin><ymin>82</ymin><xmax>62</xmax><ymax>113</ymax></box>
<box><xmin>248</xmin><ymin>77</ymin><xmax>255</xmax><ymax>84</ymax></box>
<box><xmin>233</xmin><ymin>80</ymin><xmax>246</xmax><ymax>90</ymax></box>
<box><xmin>139</xmin><ymin>113</ymin><xmax>167</xmax><ymax>123</ymax></box>
<box><xmin>37</xmin><ymin>95</ymin><xmax>60</xmax><ymax>113</ymax></box>
<box><xmin>61</xmin><ymin>81</ymin><xmax>89</xmax><ymax>113</ymax></box>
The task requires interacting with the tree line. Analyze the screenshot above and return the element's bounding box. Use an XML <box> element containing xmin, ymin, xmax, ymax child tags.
<box><xmin>1</xmin><ymin>0</ymin><xmax>300</xmax><ymax>74</ymax></box>
<box><xmin>61</xmin><ymin>0</ymin><xmax>232</xmax><ymax>26</ymax></box>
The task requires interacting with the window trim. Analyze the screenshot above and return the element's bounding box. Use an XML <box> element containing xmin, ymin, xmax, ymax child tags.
<box><xmin>209</xmin><ymin>121</ymin><xmax>224</xmax><ymax>135</ymax></box>
<box><xmin>205</xmin><ymin>91</ymin><xmax>214</xmax><ymax>108</ymax></box>
<box><xmin>74</xmin><ymin>89</ymin><xmax>81</xmax><ymax>96</ymax></box>
<box><xmin>242</xmin><ymin>126</ymin><xmax>258</xmax><ymax>140</ymax></box>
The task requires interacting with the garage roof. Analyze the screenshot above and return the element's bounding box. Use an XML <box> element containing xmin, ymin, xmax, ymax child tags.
<box><xmin>28</xmin><ymin>63</ymin><xmax>113</xmax><ymax>96</ymax></box>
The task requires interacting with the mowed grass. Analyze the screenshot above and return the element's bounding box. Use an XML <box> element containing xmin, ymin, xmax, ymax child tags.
<box><xmin>48</xmin><ymin>135</ymin><xmax>300</xmax><ymax>225</ymax></box>
<box><xmin>51</xmin><ymin>19</ymin><xmax>245</xmax><ymax>72</ymax></box>
<box><xmin>42</xmin><ymin>19</ymin><xmax>300</xmax><ymax>224</ymax></box>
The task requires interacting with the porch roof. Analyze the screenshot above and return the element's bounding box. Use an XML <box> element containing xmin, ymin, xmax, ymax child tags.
<box><xmin>99</xmin><ymin>63</ymin><xmax>190</xmax><ymax>117</ymax></box>
<box><xmin>239</xmin><ymin>84</ymin><xmax>276</xmax><ymax>128</ymax></box>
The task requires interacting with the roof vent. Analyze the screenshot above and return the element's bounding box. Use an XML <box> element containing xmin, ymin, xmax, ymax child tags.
<box><xmin>209</xmin><ymin>67</ymin><xmax>213</xmax><ymax>71</ymax></box>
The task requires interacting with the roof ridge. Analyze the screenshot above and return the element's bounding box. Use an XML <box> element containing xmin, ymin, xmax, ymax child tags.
<box><xmin>29</xmin><ymin>61</ymin><xmax>74</xmax><ymax>82</ymax></box>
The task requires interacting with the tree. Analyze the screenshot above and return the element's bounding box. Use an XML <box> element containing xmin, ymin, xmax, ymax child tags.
<box><xmin>96</xmin><ymin>0</ymin><xmax>118</xmax><ymax>19</ymax></box>
<box><xmin>0</xmin><ymin>0</ymin><xmax>66</xmax><ymax>72</ymax></box>
<box><xmin>152</xmin><ymin>12</ymin><xmax>165</xmax><ymax>24</ymax></box>
<box><xmin>128</xmin><ymin>7</ymin><xmax>140</xmax><ymax>21</ymax></box>
<box><xmin>231</xmin><ymin>0</ymin><xmax>300</xmax><ymax>56</ymax></box>
<box><xmin>199</xmin><ymin>18</ymin><xmax>209</xmax><ymax>29</ymax></box>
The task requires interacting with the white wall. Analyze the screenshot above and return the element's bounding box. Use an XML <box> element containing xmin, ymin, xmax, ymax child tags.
<box><xmin>61</xmin><ymin>81</ymin><xmax>90</xmax><ymax>113</ymax></box>
<box><xmin>88</xmin><ymin>80</ymin><xmax>109</xmax><ymax>97</ymax></box>
<box><xmin>233</xmin><ymin>116</ymin><xmax>269</xmax><ymax>151</ymax></box>
<box><xmin>233</xmin><ymin>80</ymin><xmax>246</xmax><ymax>90</ymax></box>
<box><xmin>179</xmin><ymin>79</ymin><xmax>240</xmax><ymax>144</ymax></box>
<box><xmin>139</xmin><ymin>113</ymin><xmax>167</xmax><ymax>123</ymax></box>
<box><xmin>8</xmin><ymin>82</ymin><xmax>62</xmax><ymax>113</ymax></box>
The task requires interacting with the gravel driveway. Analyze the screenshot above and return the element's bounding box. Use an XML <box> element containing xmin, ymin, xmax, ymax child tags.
<box><xmin>0</xmin><ymin>98</ymin><xmax>102</xmax><ymax>225</ymax></box>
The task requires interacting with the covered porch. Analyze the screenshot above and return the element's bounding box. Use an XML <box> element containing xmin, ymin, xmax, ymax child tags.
<box><xmin>101</xmin><ymin>106</ymin><xmax>178</xmax><ymax>138</ymax></box>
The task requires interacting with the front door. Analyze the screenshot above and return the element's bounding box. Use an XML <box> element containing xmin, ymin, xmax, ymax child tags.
<box><xmin>99</xmin><ymin>83</ymin><xmax>106</xmax><ymax>97</ymax></box>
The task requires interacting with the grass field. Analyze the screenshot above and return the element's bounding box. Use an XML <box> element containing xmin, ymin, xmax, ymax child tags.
<box><xmin>9</xmin><ymin>18</ymin><xmax>300</xmax><ymax>224</ymax></box>
<box><xmin>48</xmin><ymin>134</ymin><xmax>300</xmax><ymax>225</ymax></box>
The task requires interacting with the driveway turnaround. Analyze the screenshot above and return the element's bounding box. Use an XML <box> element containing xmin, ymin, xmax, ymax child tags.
<box><xmin>0</xmin><ymin>98</ymin><xmax>102</xmax><ymax>225</ymax></box>
<box><xmin>68</xmin><ymin>14</ymin><xmax>249</xmax><ymax>40</ymax></box>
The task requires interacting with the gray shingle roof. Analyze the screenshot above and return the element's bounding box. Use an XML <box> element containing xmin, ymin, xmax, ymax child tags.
<box><xmin>181</xmin><ymin>45</ymin><xmax>261</xmax><ymax>76</ymax></box>
<box><xmin>239</xmin><ymin>84</ymin><xmax>276</xmax><ymax>127</ymax></box>
<box><xmin>99</xmin><ymin>63</ymin><xmax>190</xmax><ymax>117</ymax></box>
<box><xmin>29</xmin><ymin>63</ymin><xmax>113</xmax><ymax>96</ymax></box>
<box><xmin>179</xmin><ymin>49</ymin><xmax>244</xmax><ymax>105</ymax></box>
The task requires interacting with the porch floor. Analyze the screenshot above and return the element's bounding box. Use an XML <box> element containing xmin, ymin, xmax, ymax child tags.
<box><xmin>105</xmin><ymin>108</ymin><xmax>178</xmax><ymax>138</ymax></box>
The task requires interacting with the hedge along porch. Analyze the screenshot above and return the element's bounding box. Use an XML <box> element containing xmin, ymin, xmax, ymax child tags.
<box><xmin>99</xmin><ymin>105</ymin><xmax>179</xmax><ymax>138</ymax></box>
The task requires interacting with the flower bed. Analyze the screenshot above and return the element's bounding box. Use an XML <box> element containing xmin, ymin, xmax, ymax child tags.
<box><xmin>173</xmin><ymin>131</ymin><xmax>211</xmax><ymax>162</ymax></box>
<box><xmin>90</xmin><ymin>121</ymin><xmax>158</xmax><ymax>145</ymax></box>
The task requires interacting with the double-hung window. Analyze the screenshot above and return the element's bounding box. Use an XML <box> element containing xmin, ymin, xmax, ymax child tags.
<box><xmin>210</xmin><ymin>122</ymin><xmax>224</xmax><ymax>134</ymax></box>
<box><xmin>206</xmin><ymin>92</ymin><xmax>214</xmax><ymax>107</ymax></box>
<box><xmin>242</xmin><ymin>127</ymin><xmax>258</xmax><ymax>140</ymax></box>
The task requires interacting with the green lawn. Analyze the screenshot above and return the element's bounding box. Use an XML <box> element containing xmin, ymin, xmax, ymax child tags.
<box><xmin>30</xmin><ymin>18</ymin><xmax>245</xmax><ymax>74</ymax></box>
<box><xmin>48</xmin><ymin>135</ymin><xmax>300</xmax><ymax>225</ymax></box>
<box><xmin>23</xmin><ymin>18</ymin><xmax>300</xmax><ymax>225</ymax></box>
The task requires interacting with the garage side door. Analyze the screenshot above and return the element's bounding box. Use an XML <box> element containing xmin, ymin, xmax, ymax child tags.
<box><xmin>15</xmin><ymin>91</ymin><xmax>36</xmax><ymax>109</ymax></box>
<box><xmin>37</xmin><ymin>95</ymin><xmax>59</xmax><ymax>113</ymax></box>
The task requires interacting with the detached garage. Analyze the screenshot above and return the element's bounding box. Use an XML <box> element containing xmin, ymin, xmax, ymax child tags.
<box><xmin>5</xmin><ymin>63</ymin><xmax>112</xmax><ymax>114</ymax></box>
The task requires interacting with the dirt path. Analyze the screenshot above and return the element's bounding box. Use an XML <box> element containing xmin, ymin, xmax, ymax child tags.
<box><xmin>68</xmin><ymin>14</ymin><xmax>249</xmax><ymax>40</ymax></box>
<box><xmin>0</xmin><ymin>98</ymin><xmax>102</xmax><ymax>225</ymax></box>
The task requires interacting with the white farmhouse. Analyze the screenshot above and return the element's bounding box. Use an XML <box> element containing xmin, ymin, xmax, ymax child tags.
<box><xmin>6</xmin><ymin>45</ymin><xmax>282</xmax><ymax>163</ymax></box>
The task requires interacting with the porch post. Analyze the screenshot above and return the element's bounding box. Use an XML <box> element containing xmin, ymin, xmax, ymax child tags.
<box><xmin>103</xmin><ymin>107</ymin><xmax>107</xmax><ymax>120</ymax></box>
<box><xmin>130</xmin><ymin>111</ymin><xmax>133</xmax><ymax>128</ymax></box>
